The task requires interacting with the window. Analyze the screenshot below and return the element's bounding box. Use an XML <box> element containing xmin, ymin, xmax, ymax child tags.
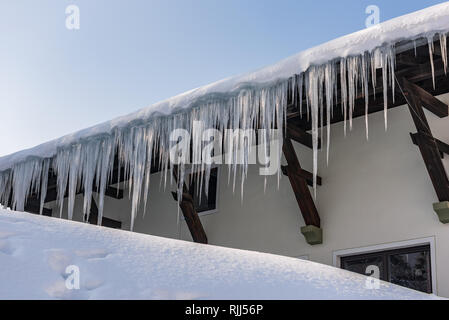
<box><xmin>187</xmin><ymin>167</ymin><xmax>219</xmax><ymax>215</ymax></box>
<box><xmin>340</xmin><ymin>245</ymin><xmax>432</xmax><ymax>293</ymax></box>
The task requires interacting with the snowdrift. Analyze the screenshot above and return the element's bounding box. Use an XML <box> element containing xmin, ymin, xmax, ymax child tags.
<box><xmin>0</xmin><ymin>209</ymin><xmax>441</xmax><ymax>300</ymax></box>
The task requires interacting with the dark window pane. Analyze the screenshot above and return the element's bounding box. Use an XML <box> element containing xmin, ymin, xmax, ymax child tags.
<box><xmin>341</xmin><ymin>255</ymin><xmax>385</xmax><ymax>280</ymax></box>
<box><xmin>388</xmin><ymin>250</ymin><xmax>431</xmax><ymax>293</ymax></box>
<box><xmin>340</xmin><ymin>245</ymin><xmax>432</xmax><ymax>294</ymax></box>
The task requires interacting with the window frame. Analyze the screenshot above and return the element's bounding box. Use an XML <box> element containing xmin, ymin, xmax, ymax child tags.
<box><xmin>333</xmin><ymin>237</ymin><xmax>437</xmax><ymax>294</ymax></box>
<box><xmin>340</xmin><ymin>245</ymin><xmax>432</xmax><ymax>293</ymax></box>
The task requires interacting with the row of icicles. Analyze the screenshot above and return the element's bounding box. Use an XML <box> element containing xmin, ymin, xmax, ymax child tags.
<box><xmin>0</xmin><ymin>33</ymin><xmax>447</xmax><ymax>230</ymax></box>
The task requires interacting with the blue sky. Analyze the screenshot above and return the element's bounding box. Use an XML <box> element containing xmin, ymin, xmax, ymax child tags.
<box><xmin>0</xmin><ymin>0</ymin><xmax>447</xmax><ymax>157</ymax></box>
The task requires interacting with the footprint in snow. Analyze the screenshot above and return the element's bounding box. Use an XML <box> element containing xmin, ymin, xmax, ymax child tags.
<box><xmin>82</xmin><ymin>278</ymin><xmax>104</xmax><ymax>291</ymax></box>
<box><xmin>0</xmin><ymin>240</ymin><xmax>15</xmax><ymax>255</ymax></box>
<box><xmin>45</xmin><ymin>249</ymin><xmax>74</xmax><ymax>276</ymax></box>
<box><xmin>45</xmin><ymin>248</ymin><xmax>106</xmax><ymax>294</ymax></box>
<box><xmin>45</xmin><ymin>280</ymin><xmax>88</xmax><ymax>300</ymax></box>
<box><xmin>0</xmin><ymin>231</ymin><xmax>18</xmax><ymax>239</ymax></box>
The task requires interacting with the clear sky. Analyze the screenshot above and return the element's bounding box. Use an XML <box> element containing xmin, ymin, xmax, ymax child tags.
<box><xmin>0</xmin><ymin>0</ymin><xmax>447</xmax><ymax>157</ymax></box>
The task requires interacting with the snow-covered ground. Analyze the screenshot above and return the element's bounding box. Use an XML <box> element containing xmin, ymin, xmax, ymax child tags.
<box><xmin>0</xmin><ymin>209</ymin><xmax>441</xmax><ymax>300</ymax></box>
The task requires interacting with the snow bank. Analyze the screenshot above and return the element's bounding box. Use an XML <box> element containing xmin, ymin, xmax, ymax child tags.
<box><xmin>0</xmin><ymin>209</ymin><xmax>441</xmax><ymax>300</ymax></box>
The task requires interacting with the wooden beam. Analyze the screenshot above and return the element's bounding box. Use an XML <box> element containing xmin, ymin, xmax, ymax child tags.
<box><xmin>396</xmin><ymin>52</ymin><xmax>430</xmax><ymax>67</ymax></box>
<box><xmin>42</xmin><ymin>185</ymin><xmax>124</xmax><ymax>204</ymax></box>
<box><xmin>282</xmin><ymin>138</ymin><xmax>321</xmax><ymax>227</ymax></box>
<box><xmin>172</xmin><ymin>169</ymin><xmax>208</xmax><ymax>244</ymax></box>
<box><xmin>410</xmin><ymin>133</ymin><xmax>449</xmax><ymax>158</ymax></box>
<box><xmin>281</xmin><ymin>165</ymin><xmax>322</xmax><ymax>187</ymax></box>
<box><xmin>286</xmin><ymin>124</ymin><xmax>321</xmax><ymax>149</ymax></box>
<box><xmin>401</xmin><ymin>78</ymin><xmax>449</xmax><ymax>202</ymax></box>
<box><xmin>402</xmin><ymin>80</ymin><xmax>448</xmax><ymax>118</ymax></box>
<box><xmin>87</xmin><ymin>196</ymin><xmax>122</xmax><ymax>229</ymax></box>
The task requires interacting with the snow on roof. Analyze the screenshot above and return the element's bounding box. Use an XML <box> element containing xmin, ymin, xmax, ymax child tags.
<box><xmin>0</xmin><ymin>209</ymin><xmax>441</xmax><ymax>299</ymax></box>
<box><xmin>1</xmin><ymin>2</ymin><xmax>449</xmax><ymax>169</ymax></box>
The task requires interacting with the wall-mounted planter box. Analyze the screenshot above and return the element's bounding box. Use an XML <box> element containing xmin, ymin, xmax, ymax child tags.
<box><xmin>300</xmin><ymin>225</ymin><xmax>323</xmax><ymax>245</ymax></box>
<box><xmin>433</xmin><ymin>201</ymin><xmax>449</xmax><ymax>224</ymax></box>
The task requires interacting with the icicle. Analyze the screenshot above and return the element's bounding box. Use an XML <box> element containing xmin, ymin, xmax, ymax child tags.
<box><xmin>81</xmin><ymin>140</ymin><xmax>100</xmax><ymax>221</ymax></box>
<box><xmin>388</xmin><ymin>46</ymin><xmax>396</xmax><ymax>105</ymax></box>
<box><xmin>347</xmin><ymin>56</ymin><xmax>359</xmax><ymax>131</ymax></box>
<box><xmin>67</xmin><ymin>144</ymin><xmax>81</xmax><ymax>221</ymax></box>
<box><xmin>361</xmin><ymin>53</ymin><xmax>370</xmax><ymax>140</ymax></box>
<box><xmin>39</xmin><ymin>159</ymin><xmax>50</xmax><ymax>215</ymax></box>
<box><xmin>340</xmin><ymin>59</ymin><xmax>348</xmax><ymax>136</ymax></box>
<box><xmin>382</xmin><ymin>50</ymin><xmax>389</xmax><ymax>131</ymax></box>
<box><xmin>324</xmin><ymin>62</ymin><xmax>335</xmax><ymax>164</ymax></box>
<box><xmin>96</xmin><ymin>139</ymin><xmax>114</xmax><ymax>227</ymax></box>
<box><xmin>428</xmin><ymin>36</ymin><xmax>436</xmax><ymax>90</ymax></box>
<box><xmin>0</xmin><ymin>171</ymin><xmax>12</xmax><ymax>208</ymax></box>
<box><xmin>142</xmin><ymin>126</ymin><xmax>155</xmax><ymax>216</ymax></box>
<box><xmin>55</xmin><ymin>150</ymin><xmax>70</xmax><ymax>218</ymax></box>
<box><xmin>306</xmin><ymin>66</ymin><xmax>320</xmax><ymax>196</ymax></box>
<box><xmin>298</xmin><ymin>73</ymin><xmax>304</xmax><ymax>117</ymax></box>
<box><xmin>440</xmin><ymin>33</ymin><xmax>448</xmax><ymax>75</ymax></box>
<box><xmin>11</xmin><ymin>161</ymin><xmax>38</xmax><ymax>211</ymax></box>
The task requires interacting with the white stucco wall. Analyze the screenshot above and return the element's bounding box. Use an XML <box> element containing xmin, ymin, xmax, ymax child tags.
<box><xmin>48</xmin><ymin>93</ymin><xmax>449</xmax><ymax>297</ymax></box>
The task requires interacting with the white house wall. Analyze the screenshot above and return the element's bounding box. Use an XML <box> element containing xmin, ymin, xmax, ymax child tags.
<box><xmin>47</xmin><ymin>93</ymin><xmax>449</xmax><ymax>297</ymax></box>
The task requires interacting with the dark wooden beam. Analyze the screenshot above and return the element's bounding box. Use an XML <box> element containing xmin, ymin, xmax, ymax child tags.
<box><xmin>281</xmin><ymin>165</ymin><xmax>322</xmax><ymax>187</ymax></box>
<box><xmin>282</xmin><ymin>138</ymin><xmax>321</xmax><ymax>227</ymax></box>
<box><xmin>402</xmin><ymin>80</ymin><xmax>448</xmax><ymax>118</ymax></box>
<box><xmin>396</xmin><ymin>53</ymin><xmax>424</xmax><ymax>67</ymax></box>
<box><xmin>86</xmin><ymin>196</ymin><xmax>122</xmax><ymax>229</ymax></box>
<box><xmin>401</xmin><ymin>78</ymin><xmax>449</xmax><ymax>202</ymax></box>
<box><xmin>286</xmin><ymin>123</ymin><xmax>321</xmax><ymax>149</ymax></box>
<box><xmin>42</xmin><ymin>185</ymin><xmax>124</xmax><ymax>204</ymax></box>
<box><xmin>410</xmin><ymin>133</ymin><xmax>449</xmax><ymax>159</ymax></box>
<box><xmin>172</xmin><ymin>169</ymin><xmax>208</xmax><ymax>244</ymax></box>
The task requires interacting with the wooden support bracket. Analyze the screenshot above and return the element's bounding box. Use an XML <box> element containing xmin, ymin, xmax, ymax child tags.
<box><xmin>401</xmin><ymin>78</ymin><xmax>449</xmax><ymax>204</ymax></box>
<box><xmin>172</xmin><ymin>170</ymin><xmax>208</xmax><ymax>244</ymax></box>
<box><xmin>410</xmin><ymin>132</ymin><xmax>449</xmax><ymax>159</ymax></box>
<box><xmin>401</xmin><ymin>78</ymin><xmax>448</xmax><ymax>118</ymax></box>
<box><xmin>286</xmin><ymin>123</ymin><xmax>321</xmax><ymax>150</ymax></box>
<box><xmin>281</xmin><ymin>165</ymin><xmax>322</xmax><ymax>187</ymax></box>
<box><xmin>282</xmin><ymin>138</ymin><xmax>322</xmax><ymax>245</ymax></box>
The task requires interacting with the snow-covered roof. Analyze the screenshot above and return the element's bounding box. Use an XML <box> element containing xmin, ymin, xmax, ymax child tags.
<box><xmin>1</xmin><ymin>2</ymin><xmax>449</xmax><ymax>170</ymax></box>
<box><xmin>0</xmin><ymin>209</ymin><xmax>441</xmax><ymax>299</ymax></box>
